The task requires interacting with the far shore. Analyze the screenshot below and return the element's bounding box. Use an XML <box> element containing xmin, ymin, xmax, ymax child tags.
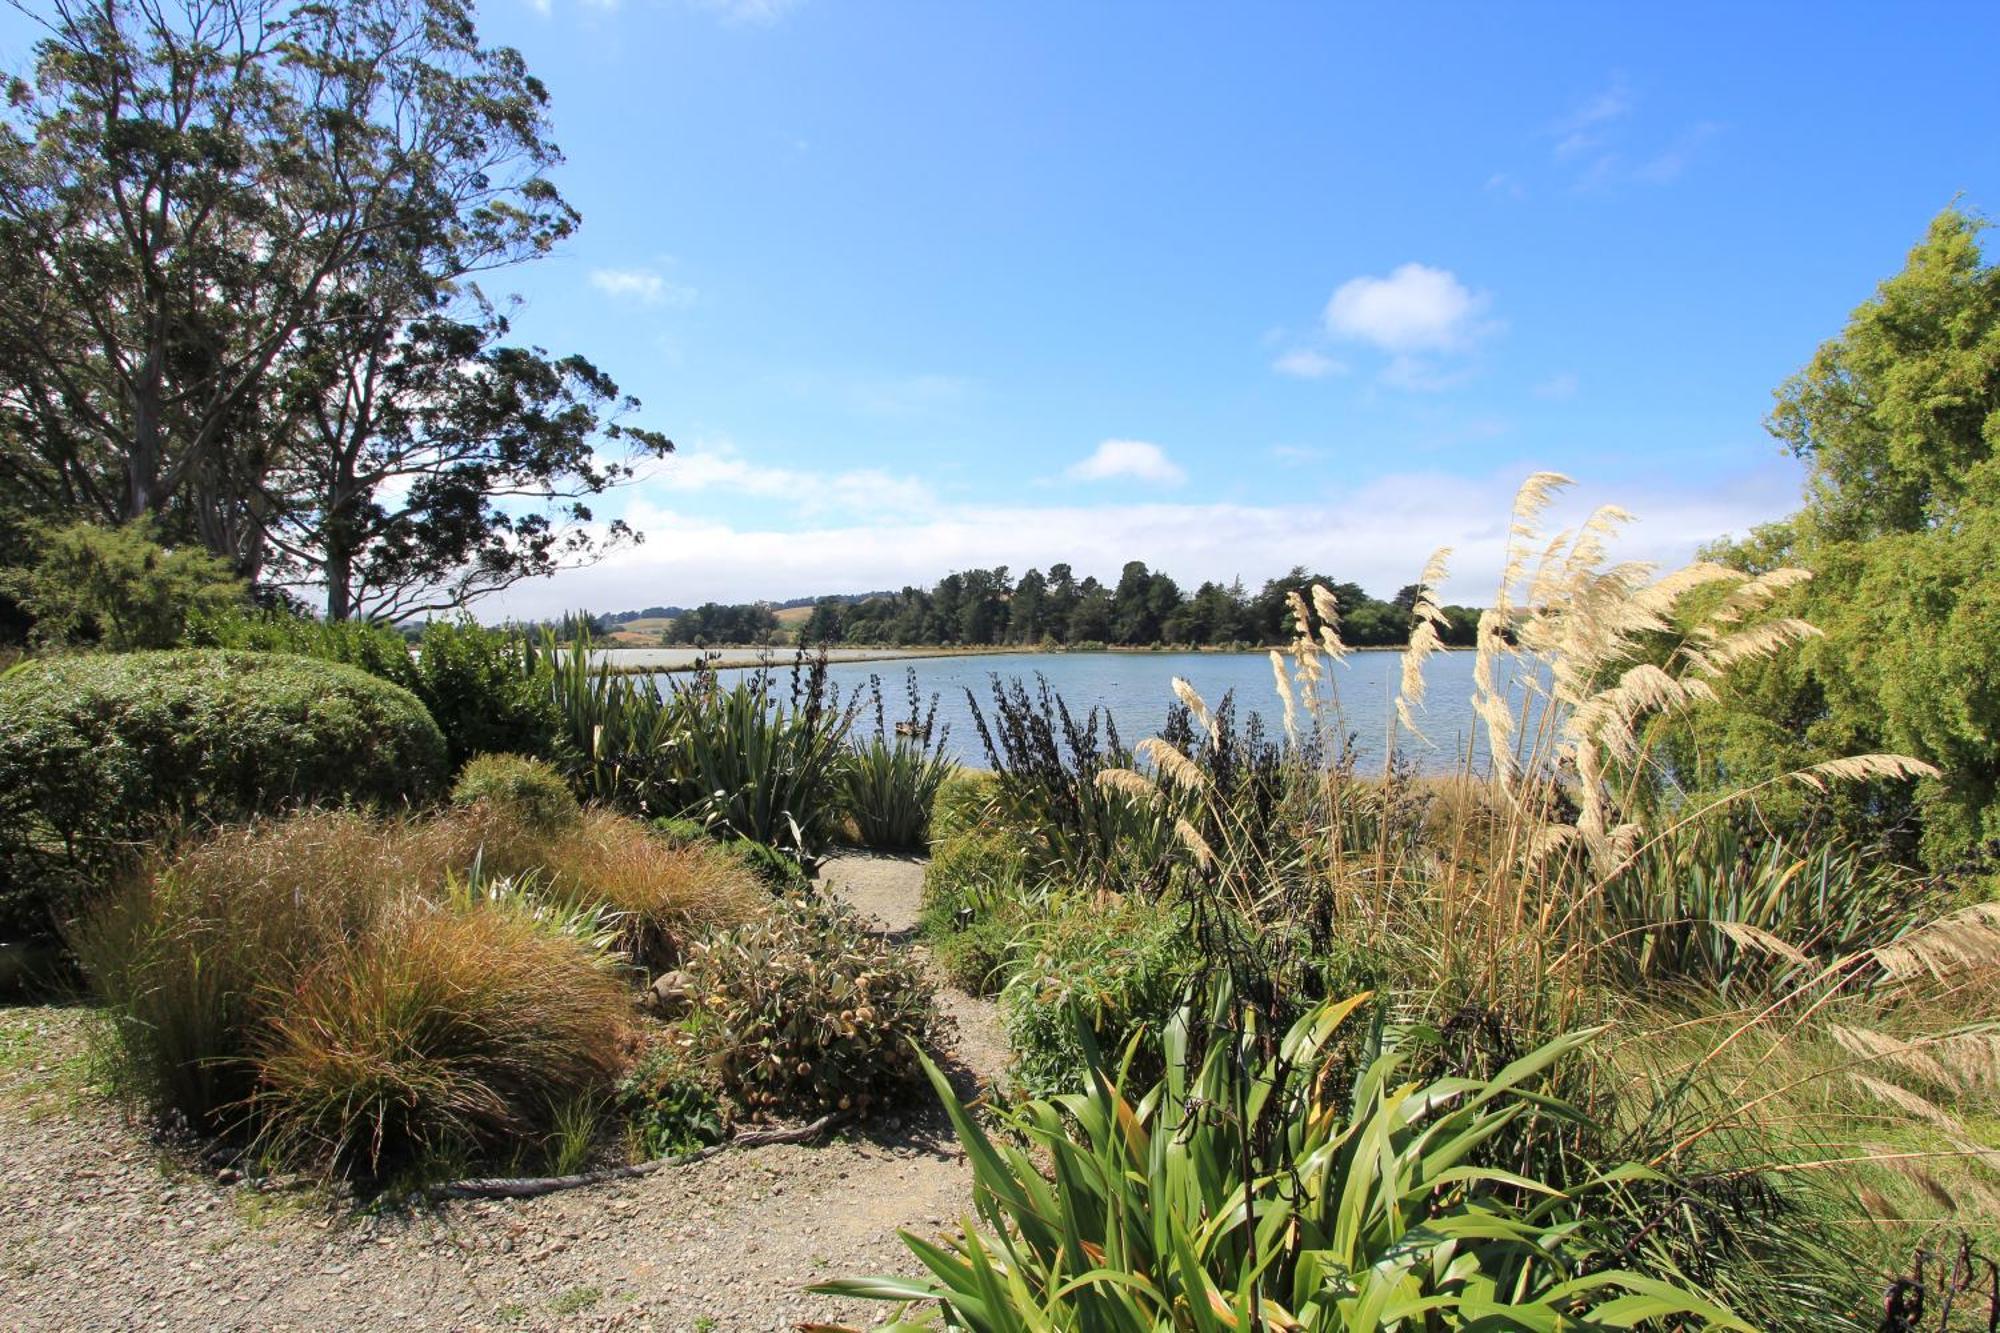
<box><xmin>587</xmin><ymin>642</ymin><xmax>1453</xmax><ymax>674</ymax></box>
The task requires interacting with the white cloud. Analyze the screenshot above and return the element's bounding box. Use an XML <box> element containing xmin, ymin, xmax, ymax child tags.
<box><xmin>1324</xmin><ymin>264</ymin><xmax>1489</xmax><ymax>354</ymax></box>
<box><xmin>1269</xmin><ymin>445</ymin><xmax>1325</xmax><ymax>466</ymax></box>
<box><xmin>478</xmin><ymin>465</ymin><xmax>1805</xmax><ymax>620</ymax></box>
<box><xmin>646</xmin><ymin>440</ymin><xmax>936</xmax><ymax>517</ymax></box>
<box><xmin>1272</xmin><ymin>349</ymin><xmax>1346</xmax><ymax>380</ymax></box>
<box><xmin>1066</xmin><ymin>440</ymin><xmax>1186</xmax><ymax>487</ymax></box>
<box><xmin>1533</xmin><ymin>371</ymin><xmax>1581</xmax><ymax>401</ymax></box>
<box><xmin>588</xmin><ymin>268</ymin><xmax>696</xmax><ymax>307</ymax></box>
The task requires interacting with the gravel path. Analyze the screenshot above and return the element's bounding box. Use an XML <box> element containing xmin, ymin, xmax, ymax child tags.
<box><xmin>0</xmin><ymin>854</ymin><xmax>1006</xmax><ymax>1332</ymax></box>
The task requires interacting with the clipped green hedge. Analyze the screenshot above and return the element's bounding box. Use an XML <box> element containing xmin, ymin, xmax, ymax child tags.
<box><xmin>0</xmin><ymin>650</ymin><xmax>446</xmax><ymax>935</ymax></box>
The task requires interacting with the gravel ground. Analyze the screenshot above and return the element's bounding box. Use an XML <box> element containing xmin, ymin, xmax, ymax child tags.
<box><xmin>0</xmin><ymin>855</ymin><xmax>1005</xmax><ymax>1332</ymax></box>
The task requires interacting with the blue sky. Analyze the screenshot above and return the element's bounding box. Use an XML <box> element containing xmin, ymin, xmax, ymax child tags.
<box><xmin>9</xmin><ymin>2</ymin><xmax>1998</xmax><ymax>615</ymax></box>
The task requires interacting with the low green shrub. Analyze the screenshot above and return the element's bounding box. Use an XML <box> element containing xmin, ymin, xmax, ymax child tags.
<box><xmin>0</xmin><ymin>650</ymin><xmax>445</xmax><ymax>936</ymax></box>
<box><xmin>919</xmin><ymin>826</ymin><xmax>1043</xmax><ymax>996</ymax></box>
<box><xmin>616</xmin><ymin>1040</ymin><xmax>726</xmax><ymax>1159</ymax></box>
<box><xmin>929</xmin><ymin>768</ymin><xmax>999</xmax><ymax>842</ymax></box>
<box><xmin>452</xmin><ymin>754</ymin><xmax>581</xmax><ymax>834</ymax></box>
<box><xmin>929</xmin><ymin>908</ymin><xmax>1028</xmax><ymax>997</ymax></box>
<box><xmin>686</xmin><ymin>895</ymin><xmax>945</xmax><ymax>1118</ymax></box>
<box><xmin>196</xmin><ymin>613</ymin><xmax>560</xmax><ymax>771</ymax></box>
<box><xmin>999</xmin><ymin>896</ymin><xmax>1196</xmax><ymax>1099</ymax></box>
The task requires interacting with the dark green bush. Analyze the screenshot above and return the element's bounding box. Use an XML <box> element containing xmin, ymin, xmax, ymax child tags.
<box><xmin>0</xmin><ymin>650</ymin><xmax>445</xmax><ymax>935</ymax></box>
<box><xmin>452</xmin><ymin>753</ymin><xmax>580</xmax><ymax>834</ymax></box>
<box><xmin>686</xmin><ymin>895</ymin><xmax>945</xmax><ymax>1117</ymax></box>
<box><xmin>650</xmin><ymin>816</ymin><xmax>810</xmax><ymax>894</ymax></box>
<box><xmin>194</xmin><ymin>612</ymin><xmax>559</xmax><ymax>770</ymax></box>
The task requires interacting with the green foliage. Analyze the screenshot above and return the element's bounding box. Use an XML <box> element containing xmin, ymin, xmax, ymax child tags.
<box><xmin>409</xmin><ymin>621</ymin><xmax>564</xmax><ymax>770</ymax></box>
<box><xmin>820</xmin><ymin>986</ymin><xmax>1747</xmax><ymax>1330</ymax></box>
<box><xmin>69</xmin><ymin>810</ymin><xmax>633</xmax><ymax>1179</ymax></box>
<box><xmin>968</xmin><ymin>674</ymin><xmax>1176</xmax><ymax>893</ymax></box>
<box><xmin>841</xmin><ymin>672</ymin><xmax>956</xmax><ymax>850</ymax></box>
<box><xmin>686</xmin><ymin>895</ymin><xmax>943</xmax><ymax>1117</ymax></box>
<box><xmin>453</xmin><ymin>754</ymin><xmax>581</xmax><ymax>834</ymax></box>
<box><xmin>197</xmin><ymin>613</ymin><xmax>561</xmax><ymax>771</ymax></box>
<box><xmin>543</xmin><ymin>631</ymin><xmax>856</xmax><ymax>864</ymax></box>
<box><xmin>1686</xmin><ymin>207</ymin><xmax>2000</xmax><ymax>870</ymax></box>
<box><xmin>1596</xmin><ymin>821</ymin><xmax>1932</xmax><ymax>994</ymax></box>
<box><xmin>0</xmin><ymin>650</ymin><xmax>445</xmax><ymax>936</ymax></box>
<box><xmin>919</xmin><ymin>826</ymin><xmax>1042</xmax><ymax>995</ymax></box>
<box><xmin>616</xmin><ymin>1042</ymin><xmax>726</xmax><ymax>1159</ymax></box>
<box><xmin>1</xmin><ymin>519</ymin><xmax>244</xmax><ymax>650</ymax></box>
<box><xmin>650</xmin><ymin>816</ymin><xmax>812</xmax><ymax>894</ymax></box>
<box><xmin>929</xmin><ymin>768</ymin><xmax>999</xmax><ymax>842</ymax></box>
<box><xmin>999</xmin><ymin>897</ymin><xmax>1196</xmax><ymax>1099</ymax></box>
<box><xmin>844</xmin><ymin>751</ymin><xmax>944</xmax><ymax>852</ymax></box>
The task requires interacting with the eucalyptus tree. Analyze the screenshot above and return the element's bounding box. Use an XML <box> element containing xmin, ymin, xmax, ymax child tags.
<box><xmin>0</xmin><ymin>0</ymin><xmax>671</xmax><ymax>617</ymax></box>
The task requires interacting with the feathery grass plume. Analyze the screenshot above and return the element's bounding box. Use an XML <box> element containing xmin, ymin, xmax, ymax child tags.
<box><xmin>1095</xmin><ymin>766</ymin><xmax>1163</xmax><ymax>806</ymax></box>
<box><xmin>1170</xmin><ymin>677</ymin><xmax>1217</xmax><ymax>751</ymax></box>
<box><xmin>1268</xmin><ymin>648</ymin><xmax>1297</xmax><ymax>744</ymax></box>
<box><xmin>1713</xmin><ymin>920</ymin><xmax>1811</xmax><ymax>969</ymax></box>
<box><xmin>1847</xmin><ymin>1073</ymin><xmax>1966</xmax><ymax>1132</ymax></box>
<box><xmin>1135</xmin><ymin>736</ymin><xmax>1207</xmax><ymax>794</ymax></box>
<box><xmin>1172</xmin><ymin>817</ymin><xmax>1215</xmax><ymax>869</ymax></box>
<box><xmin>1309</xmin><ymin>583</ymin><xmax>1349</xmax><ymax>663</ymax></box>
<box><xmin>1393</xmin><ymin>548</ymin><xmax>1452</xmax><ymax>744</ymax></box>
<box><xmin>1790</xmin><ymin>753</ymin><xmax>1941</xmax><ymax>793</ymax></box>
<box><xmin>1829</xmin><ymin>1025</ymin><xmax>1955</xmax><ymax>1087</ymax></box>
<box><xmin>1869</xmin><ymin>902</ymin><xmax>2000</xmax><ymax>981</ymax></box>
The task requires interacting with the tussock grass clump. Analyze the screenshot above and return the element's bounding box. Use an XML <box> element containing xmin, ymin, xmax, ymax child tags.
<box><xmin>537</xmin><ymin>808</ymin><xmax>764</xmax><ymax>970</ymax></box>
<box><xmin>73</xmin><ymin>802</ymin><xmax>761</xmax><ymax>1179</ymax></box>
<box><xmin>839</xmin><ymin>669</ymin><xmax>955</xmax><ymax>850</ymax></box>
<box><xmin>253</xmin><ymin>895</ymin><xmax>631</xmax><ymax>1177</ymax></box>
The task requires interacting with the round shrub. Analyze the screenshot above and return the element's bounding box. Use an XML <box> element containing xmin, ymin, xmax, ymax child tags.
<box><xmin>686</xmin><ymin>895</ymin><xmax>946</xmax><ymax>1117</ymax></box>
<box><xmin>0</xmin><ymin>649</ymin><xmax>446</xmax><ymax>935</ymax></box>
<box><xmin>1000</xmin><ymin>897</ymin><xmax>1198</xmax><ymax>1099</ymax></box>
<box><xmin>452</xmin><ymin>753</ymin><xmax>581</xmax><ymax>833</ymax></box>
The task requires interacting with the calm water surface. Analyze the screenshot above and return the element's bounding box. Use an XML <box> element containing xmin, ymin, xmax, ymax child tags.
<box><xmin>700</xmin><ymin>650</ymin><xmax>1506</xmax><ymax>773</ymax></box>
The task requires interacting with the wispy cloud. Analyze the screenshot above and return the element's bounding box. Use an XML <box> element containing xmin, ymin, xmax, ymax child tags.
<box><xmin>1634</xmin><ymin>121</ymin><xmax>1722</xmax><ymax>184</ymax></box>
<box><xmin>589</xmin><ymin>267</ymin><xmax>697</xmax><ymax>307</ymax></box>
<box><xmin>1553</xmin><ymin>75</ymin><xmax>1634</xmax><ymax>160</ymax></box>
<box><xmin>1271</xmin><ymin>349</ymin><xmax>1346</xmax><ymax>380</ymax></box>
<box><xmin>1066</xmin><ymin>439</ymin><xmax>1186</xmax><ymax>487</ymax></box>
<box><xmin>687</xmin><ymin>0</ymin><xmax>801</xmax><ymax>24</ymax></box>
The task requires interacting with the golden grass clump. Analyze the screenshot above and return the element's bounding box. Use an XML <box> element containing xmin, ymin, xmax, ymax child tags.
<box><xmin>253</xmin><ymin>893</ymin><xmax>632</xmax><ymax>1177</ymax></box>
<box><xmin>72</xmin><ymin>800</ymin><xmax>764</xmax><ymax>1180</ymax></box>
<box><xmin>533</xmin><ymin>808</ymin><xmax>766</xmax><ymax>970</ymax></box>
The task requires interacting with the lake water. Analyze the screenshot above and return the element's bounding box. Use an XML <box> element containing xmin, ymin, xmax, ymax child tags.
<box><xmin>702</xmin><ymin>649</ymin><xmax>1503</xmax><ymax>773</ymax></box>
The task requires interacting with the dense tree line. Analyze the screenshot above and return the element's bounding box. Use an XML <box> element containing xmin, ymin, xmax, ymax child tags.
<box><xmin>657</xmin><ymin>562</ymin><xmax>1479</xmax><ymax>649</ymax></box>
